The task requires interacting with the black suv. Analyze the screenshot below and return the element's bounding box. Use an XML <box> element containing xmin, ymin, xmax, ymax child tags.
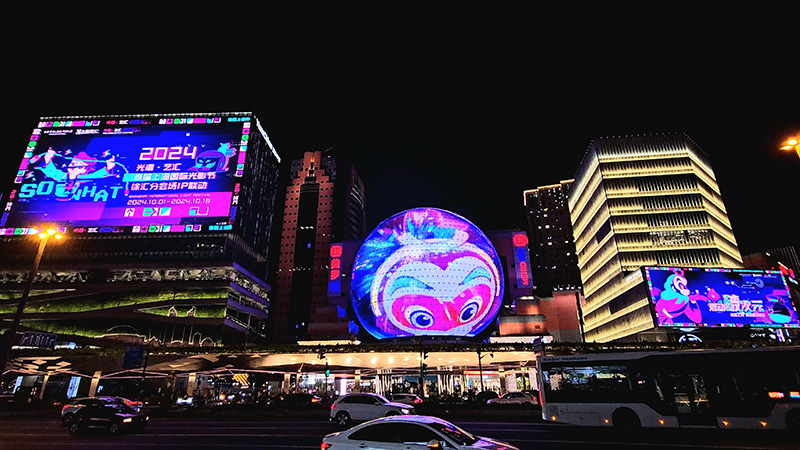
<box><xmin>66</xmin><ymin>401</ymin><xmax>149</xmax><ymax>435</ymax></box>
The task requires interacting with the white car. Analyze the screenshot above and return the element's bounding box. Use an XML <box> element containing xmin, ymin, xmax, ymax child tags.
<box><xmin>485</xmin><ymin>391</ymin><xmax>536</xmax><ymax>406</ymax></box>
<box><xmin>322</xmin><ymin>415</ymin><xmax>520</xmax><ymax>450</ymax></box>
<box><xmin>330</xmin><ymin>393</ymin><xmax>414</xmax><ymax>427</ymax></box>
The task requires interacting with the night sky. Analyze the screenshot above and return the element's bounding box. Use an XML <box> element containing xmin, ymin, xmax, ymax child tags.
<box><xmin>5</xmin><ymin>10</ymin><xmax>798</xmax><ymax>257</ymax></box>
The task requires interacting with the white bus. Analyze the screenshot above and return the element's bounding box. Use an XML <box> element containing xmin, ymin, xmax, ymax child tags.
<box><xmin>538</xmin><ymin>346</ymin><xmax>800</xmax><ymax>430</ymax></box>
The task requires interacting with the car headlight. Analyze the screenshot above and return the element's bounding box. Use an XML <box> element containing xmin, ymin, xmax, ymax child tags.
<box><xmin>123</xmin><ymin>417</ymin><xmax>133</xmax><ymax>423</ymax></box>
<box><xmin>401</xmin><ymin>408</ymin><xmax>410</xmax><ymax>414</ymax></box>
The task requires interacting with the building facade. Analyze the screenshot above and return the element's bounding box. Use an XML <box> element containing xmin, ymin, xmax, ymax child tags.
<box><xmin>271</xmin><ymin>150</ymin><xmax>366</xmax><ymax>343</ymax></box>
<box><xmin>0</xmin><ymin>112</ymin><xmax>280</xmax><ymax>348</ymax></box>
<box><xmin>568</xmin><ymin>134</ymin><xmax>743</xmax><ymax>342</ymax></box>
<box><xmin>524</xmin><ymin>180</ymin><xmax>581</xmax><ymax>295</ymax></box>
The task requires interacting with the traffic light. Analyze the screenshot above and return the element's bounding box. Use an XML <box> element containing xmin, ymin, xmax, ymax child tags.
<box><xmin>421</xmin><ymin>362</ymin><xmax>428</xmax><ymax>376</ymax></box>
<box><xmin>325</xmin><ymin>362</ymin><xmax>330</xmax><ymax>377</ymax></box>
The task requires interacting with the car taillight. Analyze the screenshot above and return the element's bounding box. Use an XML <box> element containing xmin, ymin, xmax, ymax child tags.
<box><xmin>311</xmin><ymin>397</ymin><xmax>319</xmax><ymax>403</ymax></box>
<box><xmin>62</xmin><ymin>405</ymin><xmax>70</xmax><ymax>414</ymax></box>
<box><xmin>321</xmin><ymin>443</ymin><xmax>332</xmax><ymax>450</ymax></box>
<box><xmin>330</xmin><ymin>404</ymin><xmax>335</xmax><ymax>410</ymax></box>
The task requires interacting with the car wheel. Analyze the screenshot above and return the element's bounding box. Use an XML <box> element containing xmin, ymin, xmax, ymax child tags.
<box><xmin>612</xmin><ymin>408</ymin><xmax>641</xmax><ymax>428</ymax></box>
<box><xmin>68</xmin><ymin>422</ymin><xmax>81</xmax><ymax>435</ymax></box>
<box><xmin>335</xmin><ymin>411</ymin><xmax>351</xmax><ymax>428</ymax></box>
<box><xmin>109</xmin><ymin>422</ymin><xmax>121</xmax><ymax>435</ymax></box>
<box><xmin>787</xmin><ymin>409</ymin><xmax>800</xmax><ymax>430</ymax></box>
<box><xmin>62</xmin><ymin>413</ymin><xmax>74</xmax><ymax>426</ymax></box>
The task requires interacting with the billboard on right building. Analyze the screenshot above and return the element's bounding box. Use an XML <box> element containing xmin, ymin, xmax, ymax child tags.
<box><xmin>642</xmin><ymin>266</ymin><xmax>800</xmax><ymax>329</ymax></box>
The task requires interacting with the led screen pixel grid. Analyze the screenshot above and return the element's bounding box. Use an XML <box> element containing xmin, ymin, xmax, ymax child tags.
<box><xmin>643</xmin><ymin>266</ymin><xmax>800</xmax><ymax>329</ymax></box>
<box><xmin>1</xmin><ymin>114</ymin><xmax>251</xmax><ymax>235</ymax></box>
<box><xmin>351</xmin><ymin>208</ymin><xmax>504</xmax><ymax>339</ymax></box>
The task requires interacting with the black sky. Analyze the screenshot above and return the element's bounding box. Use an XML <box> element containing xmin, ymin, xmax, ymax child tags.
<box><xmin>5</xmin><ymin>9</ymin><xmax>798</xmax><ymax>256</ymax></box>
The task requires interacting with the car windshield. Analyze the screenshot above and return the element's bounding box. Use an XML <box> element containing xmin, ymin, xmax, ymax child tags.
<box><xmin>429</xmin><ymin>423</ymin><xmax>478</xmax><ymax>445</ymax></box>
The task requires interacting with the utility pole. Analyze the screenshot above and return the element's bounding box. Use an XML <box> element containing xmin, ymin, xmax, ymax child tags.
<box><xmin>419</xmin><ymin>345</ymin><xmax>428</xmax><ymax>397</ymax></box>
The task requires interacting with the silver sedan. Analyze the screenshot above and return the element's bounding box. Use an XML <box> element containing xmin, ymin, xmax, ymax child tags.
<box><xmin>321</xmin><ymin>415</ymin><xmax>520</xmax><ymax>450</ymax></box>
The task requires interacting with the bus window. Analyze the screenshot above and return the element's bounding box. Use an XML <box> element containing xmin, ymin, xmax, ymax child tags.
<box><xmin>543</xmin><ymin>365</ymin><xmax>632</xmax><ymax>402</ymax></box>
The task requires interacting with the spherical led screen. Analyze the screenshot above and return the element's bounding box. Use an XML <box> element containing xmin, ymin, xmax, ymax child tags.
<box><xmin>351</xmin><ymin>208</ymin><xmax>504</xmax><ymax>339</ymax></box>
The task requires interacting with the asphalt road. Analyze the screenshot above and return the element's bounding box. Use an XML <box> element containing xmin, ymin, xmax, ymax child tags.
<box><xmin>0</xmin><ymin>415</ymin><xmax>795</xmax><ymax>450</ymax></box>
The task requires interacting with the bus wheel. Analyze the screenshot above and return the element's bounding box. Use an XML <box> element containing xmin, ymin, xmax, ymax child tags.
<box><xmin>787</xmin><ymin>409</ymin><xmax>800</xmax><ymax>430</ymax></box>
<box><xmin>612</xmin><ymin>408</ymin><xmax>641</xmax><ymax>428</ymax></box>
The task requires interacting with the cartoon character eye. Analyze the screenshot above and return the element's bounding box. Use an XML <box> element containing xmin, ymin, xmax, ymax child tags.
<box><xmin>459</xmin><ymin>299</ymin><xmax>481</xmax><ymax>323</ymax></box>
<box><xmin>405</xmin><ymin>306</ymin><xmax>435</xmax><ymax>329</ymax></box>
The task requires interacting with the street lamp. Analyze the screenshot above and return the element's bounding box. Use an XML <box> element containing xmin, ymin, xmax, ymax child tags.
<box><xmin>0</xmin><ymin>227</ymin><xmax>64</xmax><ymax>374</ymax></box>
<box><xmin>476</xmin><ymin>347</ymin><xmax>493</xmax><ymax>393</ymax></box>
<box><xmin>780</xmin><ymin>136</ymin><xmax>799</xmax><ymax>159</ymax></box>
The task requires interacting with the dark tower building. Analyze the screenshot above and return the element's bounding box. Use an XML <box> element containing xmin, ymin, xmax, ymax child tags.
<box><xmin>271</xmin><ymin>150</ymin><xmax>365</xmax><ymax>343</ymax></box>
<box><xmin>523</xmin><ymin>181</ymin><xmax>581</xmax><ymax>295</ymax></box>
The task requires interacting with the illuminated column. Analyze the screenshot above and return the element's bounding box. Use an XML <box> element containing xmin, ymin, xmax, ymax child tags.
<box><xmin>498</xmin><ymin>367</ymin><xmax>506</xmax><ymax>395</ymax></box>
<box><xmin>529</xmin><ymin>367</ymin><xmax>539</xmax><ymax>391</ymax></box>
<box><xmin>39</xmin><ymin>374</ymin><xmax>50</xmax><ymax>400</ymax></box>
<box><xmin>88</xmin><ymin>371</ymin><xmax>102</xmax><ymax>397</ymax></box>
<box><xmin>354</xmin><ymin>370</ymin><xmax>361</xmax><ymax>393</ymax></box>
<box><xmin>187</xmin><ymin>373</ymin><xmax>197</xmax><ymax>396</ymax></box>
<box><xmin>282</xmin><ymin>373</ymin><xmax>291</xmax><ymax>393</ymax></box>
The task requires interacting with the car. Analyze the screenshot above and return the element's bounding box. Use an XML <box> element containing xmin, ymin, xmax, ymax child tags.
<box><xmin>61</xmin><ymin>396</ymin><xmax>143</xmax><ymax>425</ymax></box>
<box><xmin>0</xmin><ymin>386</ymin><xmax>37</xmax><ymax>409</ymax></box>
<box><xmin>269</xmin><ymin>392</ymin><xmax>324</xmax><ymax>410</ymax></box>
<box><xmin>330</xmin><ymin>393</ymin><xmax>414</xmax><ymax>428</ymax></box>
<box><xmin>388</xmin><ymin>393</ymin><xmax>423</xmax><ymax>405</ymax></box>
<box><xmin>176</xmin><ymin>394</ymin><xmax>207</xmax><ymax>408</ymax></box>
<box><xmin>474</xmin><ymin>390</ymin><xmax>499</xmax><ymax>404</ymax></box>
<box><xmin>321</xmin><ymin>415</ymin><xmax>520</xmax><ymax>450</ymax></box>
<box><xmin>66</xmin><ymin>401</ymin><xmax>149</xmax><ymax>435</ymax></box>
<box><xmin>486</xmin><ymin>391</ymin><xmax>536</xmax><ymax>407</ymax></box>
<box><xmin>521</xmin><ymin>389</ymin><xmax>540</xmax><ymax>403</ymax></box>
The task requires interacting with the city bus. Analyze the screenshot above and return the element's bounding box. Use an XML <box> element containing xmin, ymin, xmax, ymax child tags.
<box><xmin>537</xmin><ymin>346</ymin><xmax>800</xmax><ymax>430</ymax></box>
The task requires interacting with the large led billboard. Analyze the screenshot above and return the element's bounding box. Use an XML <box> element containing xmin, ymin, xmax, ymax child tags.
<box><xmin>643</xmin><ymin>266</ymin><xmax>800</xmax><ymax>329</ymax></box>
<box><xmin>351</xmin><ymin>208</ymin><xmax>504</xmax><ymax>339</ymax></box>
<box><xmin>1</xmin><ymin>113</ymin><xmax>253</xmax><ymax>235</ymax></box>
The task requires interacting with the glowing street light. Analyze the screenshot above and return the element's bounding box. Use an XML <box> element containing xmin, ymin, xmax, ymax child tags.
<box><xmin>780</xmin><ymin>136</ymin><xmax>799</xmax><ymax>159</ymax></box>
<box><xmin>0</xmin><ymin>227</ymin><xmax>65</xmax><ymax>374</ymax></box>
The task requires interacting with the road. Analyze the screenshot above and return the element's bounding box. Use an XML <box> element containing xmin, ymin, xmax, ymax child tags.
<box><xmin>0</xmin><ymin>415</ymin><xmax>795</xmax><ymax>450</ymax></box>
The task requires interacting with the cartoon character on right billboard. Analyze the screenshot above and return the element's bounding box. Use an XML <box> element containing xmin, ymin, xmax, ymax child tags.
<box><xmin>648</xmin><ymin>267</ymin><xmax>800</xmax><ymax>328</ymax></box>
<box><xmin>652</xmin><ymin>268</ymin><xmax>720</xmax><ymax>325</ymax></box>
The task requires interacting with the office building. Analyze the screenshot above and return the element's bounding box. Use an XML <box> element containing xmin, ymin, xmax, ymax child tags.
<box><xmin>271</xmin><ymin>150</ymin><xmax>366</xmax><ymax>343</ymax></box>
<box><xmin>524</xmin><ymin>181</ymin><xmax>581</xmax><ymax>295</ymax></box>
<box><xmin>568</xmin><ymin>133</ymin><xmax>743</xmax><ymax>342</ymax></box>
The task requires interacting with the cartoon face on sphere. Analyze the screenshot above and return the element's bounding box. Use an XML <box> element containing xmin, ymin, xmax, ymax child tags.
<box><xmin>351</xmin><ymin>208</ymin><xmax>504</xmax><ymax>339</ymax></box>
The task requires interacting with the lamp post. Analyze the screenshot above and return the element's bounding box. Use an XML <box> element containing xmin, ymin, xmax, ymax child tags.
<box><xmin>780</xmin><ymin>136</ymin><xmax>799</xmax><ymax>159</ymax></box>
<box><xmin>0</xmin><ymin>227</ymin><xmax>63</xmax><ymax>374</ymax></box>
<box><xmin>476</xmin><ymin>347</ymin><xmax>493</xmax><ymax>393</ymax></box>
